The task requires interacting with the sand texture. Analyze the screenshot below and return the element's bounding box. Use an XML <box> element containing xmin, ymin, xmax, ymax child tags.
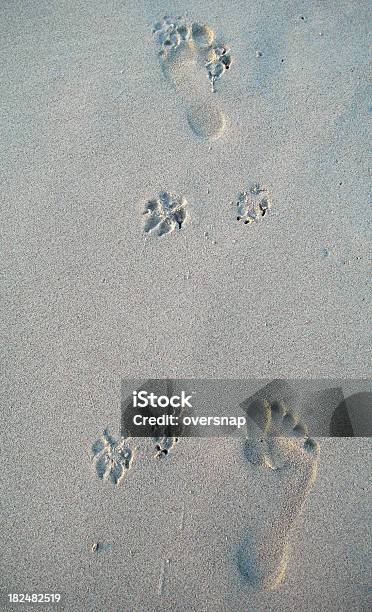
<box><xmin>1</xmin><ymin>0</ymin><xmax>371</xmax><ymax>610</ymax></box>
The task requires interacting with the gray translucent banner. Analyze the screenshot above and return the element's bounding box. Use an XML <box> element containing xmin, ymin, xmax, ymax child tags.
<box><xmin>120</xmin><ymin>379</ymin><xmax>372</xmax><ymax>438</ymax></box>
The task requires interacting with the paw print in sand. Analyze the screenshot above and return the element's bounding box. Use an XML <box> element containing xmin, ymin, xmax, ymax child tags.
<box><xmin>154</xmin><ymin>436</ymin><xmax>179</xmax><ymax>459</ymax></box>
<box><xmin>143</xmin><ymin>191</ymin><xmax>188</xmax><ymax>237</ymax></box>
<box><xmin>235</xmin><ymin>182</ymin><xmax>272</xmax><ymax>225</ymax></box>
<box><xmin>91</xmin><ymin>430</ymin><xmax>133</xmax><ymax>486</ymax></box>
<box><xmin>206</xmin><ymin>45</ymin><xmax>232</xmax><ymax>92</ymax></box>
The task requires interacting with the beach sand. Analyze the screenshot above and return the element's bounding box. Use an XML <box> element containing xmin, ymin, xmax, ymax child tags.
<box><xmin>1</xmin><ymin>1</ymin><xmax>371</xmax><ymax>610</ymax></box>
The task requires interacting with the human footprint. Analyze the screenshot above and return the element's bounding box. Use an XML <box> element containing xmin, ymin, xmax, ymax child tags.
<box><xmin>152</xmin><ymin>15</ymin><xmax>232</xmax><ymax>140</ymax></box>
<box><xmin>237</xmin><ymin>399</ymin><xmax>320</xmax><ymax>590</ymax></box>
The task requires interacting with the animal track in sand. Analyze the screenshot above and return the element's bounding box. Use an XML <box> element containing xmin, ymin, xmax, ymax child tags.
<box><xmin>154</xmin><ymin>436</ymin><xmax>179</xmax><ymax>459</ymax></box>
<box><xmin>237</xmin><ymin>399</ymin><xmax>319</xmax><ymax>590</ymax></box>
<box><xmin>91</xmin><ymin>430</ymin><xmax>133</xmax><ymax>486</ymax></box>
<box><xmin>152</xmin><ymin>15</ymin><xmax>231</xmax><ymax>140</ymax></box>
<box><xmin>234</xmin><ymin>182</ymin><xmax>272</xmax><ymax>225</ymax></box>
<box><xmin>142</xmin><ymin>191</ymin><xmax>188</xmax><ymax>237</ymax></box>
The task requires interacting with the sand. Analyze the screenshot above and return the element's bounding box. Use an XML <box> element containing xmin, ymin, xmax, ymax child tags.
<box><xmin>0</xmin><ymin>0</ymin><xmax>371</xmax><ymax>610</ymax></box>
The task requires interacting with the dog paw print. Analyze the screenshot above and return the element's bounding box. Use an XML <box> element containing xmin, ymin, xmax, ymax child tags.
<box><xmin>91</xmin><ymin>429</ymin><xmax>133</xmax><ymax>486</ymax></box>
<box><xmin>154</xmin><ymin>436</ymin><xmax>179</xmax><ymax>459</ymax></box>
<box><xmin>143</xmin><ymin>191</ymin><xmax>188</xmax><ymax>237</ymax></box>
<box><xmin>206</xmin><ymin>45</ymin><xmax>232</xmax><ymax>92</ymax></box>
<box><xmin>235</xmin><ymin>182</ymin><xmax>272</xmax><ymax>225</ymax></box>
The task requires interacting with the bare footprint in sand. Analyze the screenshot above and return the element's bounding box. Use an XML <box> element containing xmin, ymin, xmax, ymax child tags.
<box><xmin>152</xmin><ymin>15</ymin><xmax>231</xmax><ymax>140</ymax></box>
<box><xmin>237</xmin><ymin>399</ymin><xmax>320</xmax><ymax>590</ymax></box>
